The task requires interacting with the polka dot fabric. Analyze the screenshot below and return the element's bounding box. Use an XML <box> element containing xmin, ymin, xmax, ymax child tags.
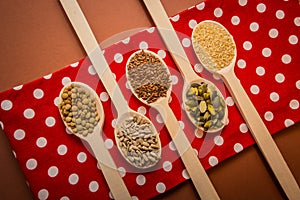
<box><xmin>0</xmin><ymin>0</ymin><xmax>299</xmax><ymax>199</ymax></box>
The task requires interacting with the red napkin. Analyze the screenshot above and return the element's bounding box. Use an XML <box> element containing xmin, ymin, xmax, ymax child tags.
<box><xmin>0</xmin><ymin>0</ymin><xmax>299</xmax><ymax>199</ymax></box>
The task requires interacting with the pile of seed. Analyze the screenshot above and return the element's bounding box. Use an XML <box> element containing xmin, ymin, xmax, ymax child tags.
<box><xmin>192</xmin><ymin>22</ymin><xmax>235</xmax><ymax>71</ymax></box>
<box><xmin>59</xmin><ymin>83</ymin><xmax>100</xmax><ymax>136</ymax></box>
<box><xmin>127</xmin><ymin>50</ymin><xmax>171</xmax><ymax>104</ymax></box>
<box><xmin>185</xmin><ymin>82</ymin><xmax>226</xmax><ymax>131</ymax></box>
<box><xmin>116</xmin><ymin>115</ymin><xmax>161</xmax><ymax>168</ymax></box>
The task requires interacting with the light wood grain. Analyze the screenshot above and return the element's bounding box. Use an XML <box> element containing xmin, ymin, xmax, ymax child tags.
<box><xmin>221</xmin><ymin>67</ymin><xmax>300</xmax><ymax>200</ymax></box>
<box><xmin>59</xmin><ymin>0</ymin><xmax>132</xmax><ymax>199</ymax></box>
<box><xmin>153</xmin><ymin>98</ymin><xmax>220</xmax><ymax>200</ymax></box>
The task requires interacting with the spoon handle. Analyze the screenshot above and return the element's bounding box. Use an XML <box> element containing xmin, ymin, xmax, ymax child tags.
<box><xmin>154</xmin><ymin>101</ymin><xmax>220</xmax><ymax>200</ymax></box>
<box><xmin>87</xmin><ymin>126</ymin><xmax>131</xmax><ymax>200</ymax></box>
<box><xmin>143</xmin><ymin>0</ymin><xmax>197</xmax><ymax>82</ymax></box>
<box><xmin>60</xmin><ymin>0</ymin><xmax>129</xmax><ymax>115</ymax></box>
<box><xmin>222</xmin><ymin>69</ymin><xmax>300</xmax><ymax>199</ymax></box>
<box><xmin>60</xmin><ymin>0</ymin><xmax>132</xmax><ymax>199</ymax></box>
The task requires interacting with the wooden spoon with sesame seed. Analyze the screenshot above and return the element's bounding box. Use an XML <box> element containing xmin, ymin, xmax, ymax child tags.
<box><xmin>143</xmin><ymin>0</ymin><xmax>299</xmax><ymax>199</ymax></box>
<box><xmin>192</xmin><ymin>20</ymin><xmax>300</xmax><ymax>199</ymax></box>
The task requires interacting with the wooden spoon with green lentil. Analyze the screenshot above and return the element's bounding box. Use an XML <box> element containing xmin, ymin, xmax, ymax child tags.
<box><xmin>192</xmin><ymin>20</ymin><xmax>300</xmax><ymax>199</ymax></box>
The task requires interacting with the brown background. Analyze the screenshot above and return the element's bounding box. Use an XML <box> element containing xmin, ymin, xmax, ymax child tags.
<box><xmin>0</xmin><ymin>0</ymin><xmax>299</xmax><ymax>199</ymax></box>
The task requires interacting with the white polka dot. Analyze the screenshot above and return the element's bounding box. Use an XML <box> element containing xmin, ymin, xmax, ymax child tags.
<box><xmin>163</xmin><ymin>161</ymin><xmax>172</xmax><ymax>172</ymax></box>
<box><xmin>296</xmin><ymin>80</ymin><xmax>300</xmax><ymax>90</ymax></box>
<box><xmin>208</xmin><ymin>156</ymin><xmax>218</xmax><ymax>167</ymax></box>
<box><xmin>157</xmin><ymin>50</ymin><xmax>166</xmax><ymax>59</ymax></box>
<box><xmin>33</xmin><ymin>89</ymin><xmax>44</xmax><ymax>99</ymax></box>
<box><xmin>54</xmin><ymin>97</ymin><xmax>59</xmax><ymax>106</ymax></box>
<box><xmin>270</xmin><ymin>92</ymin><xmax>279</xmax><ymax>102</ymax></box>
<box><xmin>250</xmin><ymin>85</ymin><xmax>260</xmax><ymax>95</ymax></box>
<box><xmin>57</xmin><ymin>144</ymin><xmax>67</xmax><ymax>155</ymax></box>
<box><xmin>168</xmin><ymin>141</ymin><xmax>176</xmax><ymax>151</ymax></box>
<box><xmin>105</xmin><ymin>139</ymin><xmax>113</xmax><ymax>149</ymax></box>
<box><xmin>14</xmin><ymin>129</ymin><xmax>25</xmax><ymax>140</ymax></box>
<box><xmin>13</xmin><ymin>85</ymin><xmax>23</xmax><ymax>90</ymax></box>
<box><xmin>109</xmin><ymin>191</ymin><xmax>113</xmax><ymax>199</ymax></box>
<box><xmin>43</xmin><ymin>74</ymin><xmax>52</xmax><ymax>80</ymax></box>
<box><xmin>24</xmin><ymin>108</ymin><xmax>35</xmax><ymax>119</ymax></box>
<box><xmin>196</xmin><ymin>2</ymin><xmax>205</xmax><ymax>10</ymax></box>
<box><xmin>36</xmin><ymin>137</ymin><xmax>47</xmax><ymax>148</ymax></box>
<box><xmin>38</xmin><ymin>189</ymin><xmax>49</xmax><ymax>200</ymax></box>
<box><xmin>237</xmin><ymin>59</ymin><xmax>246</xmax><ymax>69</ymax></box>
<box><xmin>77</xmin><ymin>152</ymin><xmax>87</xmax><ymax>163</ymax></box>
<box><xmin>289</xmin><ymin>99</ymin><xmax>299</xmax><ymax>110</ymax></box>
<box><xmin>89</xmin><ymin>181</ymin><xmax>99</xmax><ymax>192</ymax></box>
<box><xmin>62</xmin><ymin>77</ymin><xmax>71</xmax><ymax>86</ymax></box>
<box><xmin>262</xmin><ymin>47</ymin><xmax>272</xmax><ymax>57</ymax></box>
<box><xmin>171</xmin><ymin>14</ymin><xmax>180</xmax><ymax>22</ymax></box>
<box><xmin>238</xmin><ymin>0</ymin><xmax>247</xmax><ymax>6</ymax></box>
<box><xmin>250</xmin><ymin>22</ymin><xmax>259</xmax><ymax>32</ymax></box>
<box><xmin>213</xmin><ymin>73</ymin><xmax>221</xmax><ymax>80</ymax></box>
<box><xmin>193</xmin><ymin>148</ymin><xmax>199</xmax><ymax>156</ymax></box>
<box><xmin>294</xmin><ymin>17</ymin><xmax>300</xmax><ymax>26</ymax></box>
<box><xmin>289</xmin><ymin>35</ymin><xmax>298</xmax><ymax>45</ymax></box>
<box><xmin>137</xmin><ymin>106</ymin><xmax>146</xmax><ymax>115</ymax></box>
<box><xmin>45</xmin><ymin>117</ymin><xmax>56</xmax><ymax>127</ymax></box>
<box><xmin>182</xmin><ymin>38</ymin><xmax>191</xmax><ymax>47</ymax></box>
<box><xmin>48</xmin><ymin>166</ymin><xmax>58</xmax><ymax>178</ymax></box>
<box><xmin>239</xmin><ymin>123</ymin><xmax>248</xmax><ymax>133</ymax></box>
<box><xmin>111</xmin><ymin>119</ymin><xmax>117</xmax><ymax>128</ymax></box>
<box><xmin>243</xmin><ymin>41</ymin><xmax>252</xmax><ymax>50</ymax></box>
<box><xmin>276</xmin><ymin>10</ymin><xmax>285</xmax><ymax>19</ymax></box>
<box><xmin>194</xmin><ymin>63</ymin><xmax>203</xmax><ymax>73</ymax></box>
<box><xmin>256</xmin><ymin>66</ymin><xmax>265</xmax><ymax>76</ymax></box>
<box><xmin>100</xmin><ymin>92</ymin><xmax>109</xmax><ymax>102</ymax></box>
<box><xmin>0</xmin><ymin>121</ymin><xmax>3</xmax><ymax>130</ymax></box>
<box><xmin>189</xmin><ymin>19</ymin><xmax>197</xmax><ymax>29</ymax></box>
<box><xmin>257</xmin><ymin>3</ymin><xmax>266</xmax><ymax>13</ymax></box>
<box><xmin>231</xmin><ymin>16</ymin><xmax>240</xmax><ymax>25</ymax></box>
<box><xmin>120</xmin><ymin>37</ymin><xmax>130</xmax><ymax>45</ymax></box>
<box><xmin>118</xmin><ymin>167</ymin><xmax>126</xmax><ymax>177</ymax></box>
<box><xmin>284</xmin><ymin>119</ymin><xmax>294</xmax><ymax>127</ymax></box>
<box><xmin>182</xmin><ymin>169</ymin><xmax>190</xmax><ymax>179</ymax></box>
<box><xmin>131</xmin><ymin>196</ymin><xmax>139</xmax><ymax>200</ymax></box>
<box><xmin>114</xmin><ymin>53</ymin><xmax>123</xmax><ymax>63</ymax></box>
<box><xmin>214</xmin><ymin>135</ymin><xmax>224</xmax><ymax>146</ymax></box>
<box><xmin>178</xmin><ymin>121</ymin><xmax>185</xmax><ymax>129</ymax></box>
<box><xmin>269</xmin><ymin>28</ymin><xmax>278</xmax><ymax>38</ymax></box>
<box><xmin>70</xmin><ymin>61</ymin><xmax>79</xmax><ymax>67</ymax></box>
<box><xmin>234</xmin><ymin>143</ymin><xmax>243</xmax><ymax>153</ymax></box>
<box><xmin>68</xmin><ymin>173</ymin><xmax>79</xmax><ymax>185</ymax></box>
<box><xmin>88</xmin><ymin>65</ymin><xmax>96</xmax><ymax>75</ymax></box>
<box><xmin>275</xmin><ymin>73</ymin><xmax>285</xmax><ymax>83</ymax></box>
<box><xmin>225</xmin><ymin>97</ymin><xmax>234</xmax><ymax>106</ymax></box>
<box><xmin>156</xmin><ymin>182</ymin><xmax>166</xmax><ymax>193</ymax></box>
<box><xmin>1</xmin><ymin>100</ymin><xmax>13</xmax><ymax>111</ymax></box>
<box><xmin>26</xmin><ymin>158</ymin><xmax>37</xmax><ymax>170</ymax></box>
<box><xmin>156</xmin><ymin>114</ymin><xmax>163</xmax><ymax>123</ymax></box>
<box><xmin>282</xmin><ymin>54</ymin><xmax>291</xmax><ymax>64</ymax></box>
<box><xmin>139</xmin><ymin>41</ymin><xmax>148</xmax><ymax>50</ymax></box>
<box><xmin>264</xmin><ymin>111</ymin><xmax>274</xmax><ymax>121</ymax></box>
<box><xmin>136</xmin><ymin>174</ymin><xmax>146</xmax><ymax>186</ymax></box>
<box><xmin>171</xmin><ymin>75</ymin><xmax>178</xmax><ymax>85</ymax></box>
<box><xmin>147</xmin><ymin>27</ymin><xmax>155</xmax><ymax>33</ymax></box>
<box><xmin>65</xmin><ymin>127</ymin><xmax>72</xmax><ymax>135</ymax></box>
<box><xmin>60</xmin><ymin>196</ymin><xmax>69</xmax><ymax>200</ymax></box>
<box><xmin>214</xmin><ymin>8</ymin><xmax>223</xmax><ymax>18</ymax></box>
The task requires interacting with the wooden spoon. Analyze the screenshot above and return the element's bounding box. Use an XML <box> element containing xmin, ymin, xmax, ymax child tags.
<box><xmin>192</xmin><ymin>20</ymin><xmax>300</xmax><ymax>199</ymax></box>
<box><xmin>57</xmin><ymin>82</ymin><xmax>131</xmax><ymax>200</ymax></box>
<box><xmin>126</xmin><ymin>49</ymin><xmax>220</xmax><ymax>200</ymax></box>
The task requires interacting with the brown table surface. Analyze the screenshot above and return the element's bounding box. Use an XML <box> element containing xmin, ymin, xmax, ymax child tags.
<box><xmin>0</xmin><ymin>0</ymin><xmax>299</xmax><ymax>199</ymax></box>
